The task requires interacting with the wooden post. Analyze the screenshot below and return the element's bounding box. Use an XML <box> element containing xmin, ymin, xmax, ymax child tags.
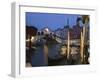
<box><xmin>80</xmin><ymin>32</ymin><xmax>83</xmax><ymax>63</ymax></box>
<box><xmin>67</xmin><ymin>30</ymin><xmax>70</xmax><ymax>59</ymax></box>
<box><xmin>80</xmin><ymin>26</ymin><xmax>85</xmax><ymax>63</ymax></box>
<box><xmin>44</xmin><ymin>44</ymin><xmax>48</xmax><ymax>65</ymax></box>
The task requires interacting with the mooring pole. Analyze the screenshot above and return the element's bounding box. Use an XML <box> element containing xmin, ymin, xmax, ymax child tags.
<box><xmin>67</xmin><ymin>30</ymin><xmax>70</xmax><ymax>59</ymax></box>
<box><xmin>80</xmin><ymin>26</ymin><xmax>85</xmax><ymax>63</ymax></box>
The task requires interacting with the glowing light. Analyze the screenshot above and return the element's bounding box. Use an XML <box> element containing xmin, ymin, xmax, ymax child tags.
<box><xmin>45</xmin><ymin>28</ymin><xmax>49</xmax><ymax>32</ymax></box>
<box><xmin>60</xmin><ymin>46</ymin><xmax>67</xmax><ymax>55</ymax></box>
<box><xmin>31</xmin><ymin>36</ymin><xmax>35</xmax><ymax>42</ymax></box>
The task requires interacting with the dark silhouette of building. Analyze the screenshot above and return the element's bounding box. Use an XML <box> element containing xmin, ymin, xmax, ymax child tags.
<box><xmin>70</xmin><ymin>17</ymin><xmax>82</xmax><ymax>39</ymax></box>
<box><xmin>26</xmin><ymin>26</ymin><xmax>38</xmax><ymax>66</ymax></box>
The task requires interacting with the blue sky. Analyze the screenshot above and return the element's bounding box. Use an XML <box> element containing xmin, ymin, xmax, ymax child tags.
<box><xmin>26</xmin><ymin>12</ymin><xmax>82</xmax><ymax>30</ymax></box>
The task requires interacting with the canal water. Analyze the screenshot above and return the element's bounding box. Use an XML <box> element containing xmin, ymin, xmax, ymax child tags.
<box><xmin>31</xmin><ymin>40</ymin><xmax>63</xmax><ymax>66</ymax></box>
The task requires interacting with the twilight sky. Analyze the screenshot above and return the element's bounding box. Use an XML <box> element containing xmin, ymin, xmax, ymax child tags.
<box><xmin>26</xmin><ymin>12</ymin><xmax>82</xmax><ymax>31</ymax></box>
